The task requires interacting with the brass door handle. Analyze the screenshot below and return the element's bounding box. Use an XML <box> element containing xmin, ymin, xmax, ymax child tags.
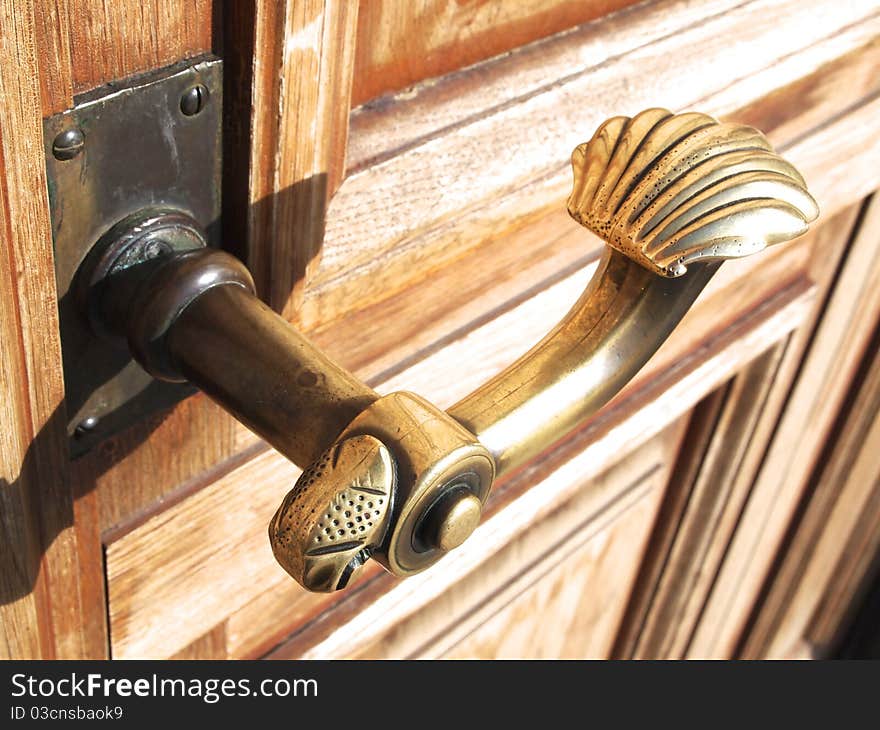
<box><xmin>80</xmin><ymin>109</ymin><xmax>817</xmax><ymax>592</ymax></box>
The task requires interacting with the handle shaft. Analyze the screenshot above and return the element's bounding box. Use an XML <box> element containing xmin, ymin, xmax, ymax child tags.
<box><xmin>167</xmin><ymin>283</ymin><xmax>378</xmax><ymax>468</ymax></box>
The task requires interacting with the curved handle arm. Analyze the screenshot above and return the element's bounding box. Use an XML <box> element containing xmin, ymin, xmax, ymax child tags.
<box><xmin>84</xmin><ymin>109</ymin><xmax>817</xmax><ymax>592</ymax></box>
<box><xmin>449</xmin><ymin>249</ymin><xmax>716</xmax><ymax>476</ymax></box>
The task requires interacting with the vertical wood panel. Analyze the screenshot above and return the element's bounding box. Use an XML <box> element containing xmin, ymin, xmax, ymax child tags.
<box><xmin>690</xmin><ymin>195</ymin><xmax>880</xmax><ymax>657</ymax></box>
<box><xmin>247</xmin><ymin>0</ymin><xmax>358</xmax><ymax>316</ymax></box>
<box><xmin>742</xmin><ymin>330</ymin><xmax>880</xmax><ymax>658</ymax></box>
<box><xmin>0</xmin><ymin>0</ymin><xmax>100</xmax><ymax>658</ymax></box>
<box><xmin>615</xmin><ymin>203</ymin><xmax>862</xmax><ymax>658</ymax></box>
<box><xmin>615</xmin><ymin>344</ymin><xmax>788</xmax><ymax>657</ymax></box>
<box><xmin>807</xmin><ymin>483</ymin><xmax>880</xmax><ymax>654</ymax></box>
<box><xmin>12</xmin><ymin>0</ymin><xmax>220</xmax><ymax>657</ymax></box>
<box><xmin>33</xmin><ymin>0</ymin><xmax>73</xmax><ymax>115</ymax></box>
<box><xmin>611</xmin><ymin>386</ymin><xmax>728</xmax><ymax>657</ymax></box>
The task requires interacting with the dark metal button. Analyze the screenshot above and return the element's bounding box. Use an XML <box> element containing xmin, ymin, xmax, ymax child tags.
<box><xmin>180</xmin><ymin>84</ymin><xmax>209</xmax><ymax>116</ymax></box>
<box><xmin>52</xmin><ymin>128</ymin><xmax>84</xmax><ymax>160</ymax></box>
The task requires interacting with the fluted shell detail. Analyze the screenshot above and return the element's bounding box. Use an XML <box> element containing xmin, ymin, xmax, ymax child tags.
<box><xmin>567</xmin><ymin>108</ymin><xmax>819</xmax><ymax>277</ymax></box>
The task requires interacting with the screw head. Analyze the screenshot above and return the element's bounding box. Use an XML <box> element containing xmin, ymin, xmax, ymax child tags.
<box><xmin>52</xmin><ymin>128</ymin><xmax>85</xmax><ymax>160</ymax></box>
<box><xmin>74</xmin><ymin>415</ymin><xmax>99</xmax><ymax>438</ymax></box>
<box><xmin>143</xmin><ymin>239</ymin><xmax>172</xmax><ymax>260</ymax></box>
<box><xmin>180</xmin><ymin>84</ymin><xmax>209</xmax><ymax>116</ymax></box>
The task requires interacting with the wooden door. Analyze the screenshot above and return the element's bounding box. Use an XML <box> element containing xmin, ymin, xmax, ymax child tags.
<box><xmin>2</xmin><ymin>0</ymin><xmax>879</xmax><ymax>659</ymax></box>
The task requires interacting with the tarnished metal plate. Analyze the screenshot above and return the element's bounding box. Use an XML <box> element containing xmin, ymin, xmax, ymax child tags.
<box><xmin>44</xmin><ymin>57</ymin><xmax>222</xmax><ymax>457</ymax></box>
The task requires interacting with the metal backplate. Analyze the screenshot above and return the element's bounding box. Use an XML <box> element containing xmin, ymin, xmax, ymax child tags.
<box><xmin>44</xmin><ymin>57</ymin><xmax>222</xmax><ymax>457</ymax></box>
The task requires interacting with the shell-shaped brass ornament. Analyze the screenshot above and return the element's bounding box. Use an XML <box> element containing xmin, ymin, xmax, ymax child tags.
<box><xmin>269</xmin><ymin>435</ymin><xmax>395</xmax><ymax>592</ymax></box>
<box><xmin>567</xmin><ymin>108</ymin><xmax>819</xmax><ymax>277</ymax></box>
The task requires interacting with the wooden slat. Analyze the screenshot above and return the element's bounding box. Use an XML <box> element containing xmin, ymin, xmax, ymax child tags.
<box><xmin>347</xmin><ymin>0</ymin><xmax>736</xmax><ymax>172</ymax></box>
<box><xmin>741</xmin><ymin>320</ymin><xmax>880</xmax><ymax>657</ymax></box>
<box><xmin>689</xmin><ymin>194</ymin><xmax>880</xmax><ymax>658</ymax></box>
<box><xmin>0</xmin><ymin>0</ymin><xmax>101</xmax><ymax>658</ymax></box>
<box><xmin>377</xmin><ymin>250</ymin><xmax>811</xmax><ymax>411</ymax></box>
<box><xmin>377</xmin><ymin>419</ymin><xmax>689</xmax><ymax>659</ymax></box>
<box><xmin>613</xmin><ymin>203</ymin><xmax>864</xmax><ymax>658</ymax></box>
<box><xmin>806</xmin><ymin>482</ymin><xmax>880</xmax><ymax>654</ymax></box>
<box><xmin>611</xmin><ymin>385</ymin><xmax>730</xmax><ymax>657</ymax></box>
<box><xmin>246</xmin><ymin>0</ymin><xmax>359</xmax><ymax>316</ymax></box>
<box><xmin>718</xmin><ymin>28</ymin><xmax>880</xmax><ymax>143</ymax></box>
<box><xmin>786</xmin><ymin>97</ymin><xmax>880</xmax><ymax>224</ymax></box>
<box><xmin>106</xmin><ymin>448</ymin><xmax>301</xmax><ymax>658</ymax></box>
<box><xmin>348</xmin><ymin>2</ymin><xmax>879</xmax><ymax>176</ymax></box>
<box><xmin>351</xmin><ymin>0</ymin><xmax>641</xmax><ymax>106</ymax></box>
<box><xmin>616</xmin><ymin>344</ymin><xmax>788</xmax><ymax>657</ymax></box>
<box><xmin>301</xmin><ymin>0</ymin><xmax>879</xmax><ymax>332</ymax></box>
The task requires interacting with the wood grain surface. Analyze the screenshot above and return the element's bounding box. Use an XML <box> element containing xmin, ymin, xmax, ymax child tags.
<box><xmin>739</xmin><ymin>229</ymin><xmax>880</xmax><ymax>658</ymax></box>
<box><xmin>441</xmin><ymin>473</ymin><xmax>669</xmax><ymax>658</ymax></box>
<box><xmin>614</xmin><ymin>203</ymin><xmax>865</xmax><ymax>658</ymax></box>
<box><xmin>11</xmin><ymin>0</ymin><xmax>880</xmax><ymax>659</ymax></box>
<box><xmin>244</xmin><ymin>0</ymin><xmax>359</xmax><ymax>316</ymax></box>
<box><xmin>689</xmin><ymin>194</ymin><xmax>880</xmax><ymax>657</ymax></box>
<box><xmin>617</xmin><ymin>344</ymin><xmax>789</xmax><ymax>658</ymax></box>
<box><xmin>34</xmin><ymin>0</ymin><xmax>213</xmax><ymax>114</ymax></box>
<box><xmin>68</xmin><ymin>0</ymin><xmax>213</xmax><ymax>96</ymax></box>
<box><xmin>0</xmin><ymin>0</ymin><xmax>99</xmax><ymax>658</ymax></box>
<box><xmin>393</xmin><ymin>419</ymin><xmax>689</xmax><ymax>659</ymax></box>
<box><xmin>351</xmin><ymin>0</ymin><xmax>642</xmax><ymax>106</ymax></box>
